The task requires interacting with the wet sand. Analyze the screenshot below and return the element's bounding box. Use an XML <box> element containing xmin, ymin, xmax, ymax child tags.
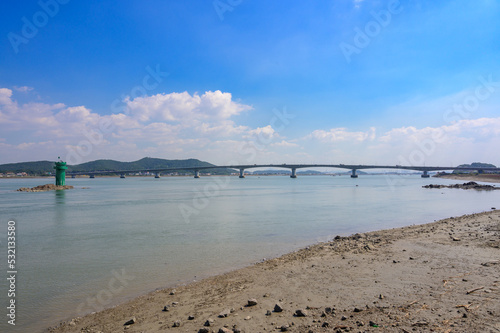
<box><xmin>48</xmin><ymin>210</ymin><xmax>500</xmax><ymax>333</ymax></box>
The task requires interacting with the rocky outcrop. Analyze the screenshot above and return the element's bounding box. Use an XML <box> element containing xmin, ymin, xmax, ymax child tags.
<box><xmin>423</xmin><ymin>182</ymin><xmax>500</xmax><ymax>190</ymax></box>
<box><xmin>17</xmin><ymin>184</ymin><xmax>74</xmax><ymax>192</ymax></box>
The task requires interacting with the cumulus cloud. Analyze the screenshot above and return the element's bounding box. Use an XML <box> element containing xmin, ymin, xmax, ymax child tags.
<box><xmin>0</xmin><ymin>87</ymin><xmax>275</xmax><ymax>164</ymax></box>
<box><xmin>247</xmin><ymin>125</ymin><xmax>277</xmax><ymax>140</ymax></box>
<box><xmin>3</xmin><ymin>84</ymin><xmax>500</xmax><ymax>166</ymax></box>
<box><xmin>195</xmin><ymin>121</ymin><xmax>248</xmax><ymax>137</ymax></box>
<box><xmin>307</xmin><ymin>127</ymin><xmax>376</xmax><ymax>142</ymax></box>
<box><xmin>302</xmin><ymin>119</ymin><xmax>500</xmax><ymax>166</ymax></box>
<box><xmin>0</xmin><ymin>88</ymin><xmax>13</xmax><ymax>104</ymax></box>
<box><xmin>379</xmin><ymin>117</ymin><xmax>500</xmax><ymax>144</ymax></box>
<box><xmin>125</xmin><ymin>90</ymin><xmax>252</xmax><ymax>123</ymax></box>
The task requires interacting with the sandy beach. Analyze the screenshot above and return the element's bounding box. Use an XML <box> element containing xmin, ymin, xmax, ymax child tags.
<box><xmin>47</xmin><ymin>210</ymin><xmax>500</xmax><ymax>333</ymax></box>
<box><xmin>435</xmin><ymin>174</ymin><xmax>500</xmax><ymax>184</ymax></box>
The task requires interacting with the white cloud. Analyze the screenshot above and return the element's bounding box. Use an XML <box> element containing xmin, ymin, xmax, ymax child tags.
<box><xmin>195</xmin><ymin>121</ymin><xmax>248</xmax><ymax>137</ymax></box>
<box><xmin>307</xmin><ymin>127</ymin><xmax>376</xmax><ymax>142</ymax></box>
<box><xmin>0</xmin><ymin>88</ymin><xmax>13</xmax><ymax>104</ymax></box>
<box><xmin>0</xmin><ymin>87</ymin><xmax>272</xmax><ymax>164</ymax></box>
<box><xmin>247</xmin><ymin>125</ymin><xmax>278</xmax><ymax>140</ymax></box>
<box><xmin>3</xmin><ymin>84</ymin><xmax>500</xmax><ymax>166</ymax></box>
<box><xmin>272</xmin><ymin>140</ymin><xmax>299</xmax><ymax>148</ymax></box>
<box><xmin>379</xmin><ymin>117</ymin><xmax>500</xmax><ymax>144</ymax></box>
<box><xmin>125</xmin><ymin>90</ymin><xmax>252</xmax><ymax>123</ymax></box>
<box><xmin>353</xmin><ymin>0</ymin><xmax>364</xmax><ymax>9</ymax></box>
<box><xmin>13</xmin><ymin>86</ymin><xmax>34</xmax><ymax>93</ymax></box>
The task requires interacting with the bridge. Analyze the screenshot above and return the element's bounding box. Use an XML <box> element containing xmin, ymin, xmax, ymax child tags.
<box><xmin>59</xmin><ymin>163</ymin><xmax>500</xmax><ymax>184</ymax></box>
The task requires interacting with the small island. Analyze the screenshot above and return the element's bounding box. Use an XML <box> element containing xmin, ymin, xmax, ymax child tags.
<box><xmin>17</xmin><ymin>184</ymin><xmax>74</xmax><ymax>192</ymax></box>
<box><xmin>423</xmin><ymin>181</ymin><xmax>500</xmax><ymax>190</ymax></box>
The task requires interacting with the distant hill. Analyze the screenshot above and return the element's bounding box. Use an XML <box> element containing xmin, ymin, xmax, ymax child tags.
<box><xmin>453</xmin><ymin>162</ymin><xmax>497</xmax><ymax>174</ymax></box>
<box><xmin>0</xmin><ymin>158</ymin><xmax>233</xmax><ymax>176</ymax></box>
<box><xmin>251</xmin><ymin>169</ymin><xmax>291</xmax><ymax>175</ymax></box>
<box><xmin>0</xmin><ymin>160</ymin><xmax>54</xmax><ymax>175</ymax></box>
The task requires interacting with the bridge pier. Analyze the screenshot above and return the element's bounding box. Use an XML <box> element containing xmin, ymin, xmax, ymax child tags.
<box><xmin>194</xmin><ymin>170</ymin><xmax>200</xmax><ymax>178</ymax></box>
<box><xmin>239</xmin><ymin>169</ymin><xmax>245</xmax><ymax>178</ymax></box>
<box><xmin>290</xmin><ymin>168</ymin><xmax>297</xmax><ymax>178</ymax></box>
<box><xmin>155</xmin><ymin>172</ymin><xmax>160</xmax><ymax>178</ymax></box>
<box><xmin>421</xmin><ymin>170</ymin><xmax>430</xmax><ymax>178</ymax></box>
<box><xmin>350</xmin><ymin>169</ymin><xmax>358</xmax><ymax>178</ymax></box>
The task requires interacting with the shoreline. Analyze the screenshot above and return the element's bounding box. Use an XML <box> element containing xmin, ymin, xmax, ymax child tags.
<box><xmin>434</xmin><ymin>173</ymin><xmax>500</xmax><ymax>184</ymax></box>
<box><xmin>47</xmin><ymin>210</ymin><xmax>500</xmax><ymax>333</ymax></box>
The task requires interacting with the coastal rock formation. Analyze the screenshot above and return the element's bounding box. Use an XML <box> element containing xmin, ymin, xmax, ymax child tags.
<box><xmin>423</xmin><ymin>181</ymin><xmax>500</xmax><ymax>190</ymax></box>
<box><xmin>17</xmin><ymin>184</ymin><xmax>74</xmax><ymax>192</ymax></box>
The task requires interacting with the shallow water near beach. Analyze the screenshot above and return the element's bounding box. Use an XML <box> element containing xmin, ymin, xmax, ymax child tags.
<box><xmin>0</xmin><ymin>175</ymin><xmax>499</xmax><ymax>332</ymax></box>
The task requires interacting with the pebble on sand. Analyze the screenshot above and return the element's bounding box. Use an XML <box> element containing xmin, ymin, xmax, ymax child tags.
<box><xmin>247</xmin><ymin>298</ymin><xmax>258</xmax><ymax>306</ymax></box>
<box><xmin>294</xmin><ymin>309</ymin><xmax>308</xmax><ymax>317</ymax></box>
<box><xmin>219</xmin><ymin>309</ymin><xmax>231</xmax><ymax>318</ymax></box>
<box><xmin>123</xmin><ymin>317</ymin><xmax>136</xmax><ymax>326</ymax></box>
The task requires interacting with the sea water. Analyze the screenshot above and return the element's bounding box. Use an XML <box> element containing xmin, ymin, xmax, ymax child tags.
<box><xmin>0</xmin><ymin>175</ymin><xmax>499</xmax><ymax>332</ymax></box>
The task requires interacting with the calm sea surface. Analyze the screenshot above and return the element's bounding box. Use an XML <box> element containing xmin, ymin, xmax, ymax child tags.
<box><xmin>1</xmin><ymin>175</ymin><xmax>499</xmax><ymax>332</ymax></box>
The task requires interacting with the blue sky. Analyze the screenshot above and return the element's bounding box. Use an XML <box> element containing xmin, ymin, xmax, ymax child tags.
<box><xmin>1</xmin><ymin>0</ymin><xmax>500</xmax><ymax>166</ymax></box>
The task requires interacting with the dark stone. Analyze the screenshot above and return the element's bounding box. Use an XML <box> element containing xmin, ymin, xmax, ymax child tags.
<box><xmin>274</xmin><ymin>303</ymin><xmax>284</xmax><ymax>312</ymax></box>
<box><xmin>219</xmin><ymin>309</ymin><xmax>231</xmax><ymax>318</ymax></box>
<box><xmin>124</xmin><ymin>317</ymin><xmax>136</xmax><ymax>325</ymax></box>
<box><xmin>247</xmin><ymin>298</ymin><xmax>258</xmax><ymax>306</ymax></box>
<box><xmin>295</xmin><ymin>309</ymin><xmax>308</xmax><ymax>317</ymax></box>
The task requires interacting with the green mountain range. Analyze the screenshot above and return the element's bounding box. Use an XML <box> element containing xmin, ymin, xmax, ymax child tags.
<box><xmin>0</xmin><ymin>158</ymin><xmax>232</xmax><ymax>175</ymax></box>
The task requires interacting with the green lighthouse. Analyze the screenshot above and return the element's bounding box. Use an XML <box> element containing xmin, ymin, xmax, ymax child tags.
<box><xmin>54</xmin><ymin>157</ymin><xmax>68</xmax><ymax>186</ymax></box>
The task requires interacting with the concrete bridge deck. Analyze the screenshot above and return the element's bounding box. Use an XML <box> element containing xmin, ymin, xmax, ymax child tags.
<box><xmin>67</xmin><ymin>164</ymin><xmax>500</xmax><ymax>179</ymax></box>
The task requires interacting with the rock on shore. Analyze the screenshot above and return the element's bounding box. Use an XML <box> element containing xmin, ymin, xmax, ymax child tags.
<box><xmin>423</xmin><ymin>181</ymin><xmax>500</xmax><ymax>190</ymax></box>
<box><xmin>17</xmin><ymin>184</ymin><xmax>74</xmax><ymax>192</ymax></box>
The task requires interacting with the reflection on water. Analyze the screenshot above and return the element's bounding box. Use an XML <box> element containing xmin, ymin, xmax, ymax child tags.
<box><xmin>55</xmin><ymin>189</ymin><xmax>66</xmax><ymax>204</ymax></box>
<box><xmin>54</xmin><ymin>190</ymin><xmax>67</xmax><ymax>222</ymax></box>
<box><xmin>0</xmin><ymin>175</ymin><xmax>499</xmax><ymax>332</ymax></box>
